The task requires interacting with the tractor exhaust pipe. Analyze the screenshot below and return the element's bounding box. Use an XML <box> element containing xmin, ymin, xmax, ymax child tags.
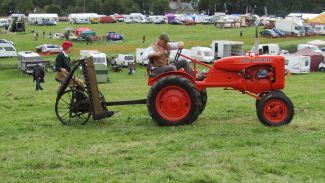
<box><xmin>254</xmin><ymin>24</ymin><xmax>259</xmax><ymax>55</ymax></box>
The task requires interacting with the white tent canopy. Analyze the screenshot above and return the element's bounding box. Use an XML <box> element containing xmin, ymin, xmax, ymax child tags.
<box><xmin>306</xmin><ymin>40</ymin><xmax>325</xmax><ymax>47</ymax></box>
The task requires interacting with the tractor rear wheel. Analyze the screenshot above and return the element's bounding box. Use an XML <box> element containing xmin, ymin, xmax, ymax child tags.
<box><xmin>256</xmin><ymin>91</ymin><xmax>294</xmax><ymax>126</ymax></box>
<box><xmin>55</xmin><ymin>89</ymin><xmax>91</xmax><ymax>125</ymax></box>
<box><xmin>199</xmin><ymin>88</ymin><xmax>207</xmax><ymax>114</ymax></box>
<box><xmin>147</xmin><ymin>76</ymin><xmax>202</xmax><ymax>126</ymax></box>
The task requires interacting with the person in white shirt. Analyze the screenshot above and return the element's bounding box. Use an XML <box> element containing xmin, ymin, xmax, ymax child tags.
<box><xmin>142</xmin><ymin>33</ymin><xmax>194</xmax><ymax>77</ymax></box>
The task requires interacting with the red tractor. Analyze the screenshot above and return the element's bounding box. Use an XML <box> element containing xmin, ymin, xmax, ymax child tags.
<box><xmin>55</xmin><ymin>50</ymin><xmax>294</xmax><ymax>126</ymax></box>
<box><xmin>146</xmin><ymin>50</ymin><xmax>294</xmax><ymax>126</ymax></box>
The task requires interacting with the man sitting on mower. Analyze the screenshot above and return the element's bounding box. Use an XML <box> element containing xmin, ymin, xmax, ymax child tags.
<box><xmin>142</xmin><ymin>33</ymin><xmax>194</xmax><ymax>77</ymax></box>
<box><xmin>55</xmin><ymin>41</ymin><xmax>84</xmax><ymax>86</ymax></box>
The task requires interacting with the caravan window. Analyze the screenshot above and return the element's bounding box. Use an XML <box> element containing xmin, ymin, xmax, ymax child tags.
<box><xmin>285</xmin><ymin>60</ymin><xmax>289</xmax><ymax>65</ymax></box>
<box><xmin>0</xmin><ymin>47</ymin><xmax>3</xmax><ymax>50</ymax></box>
<box><xmin>305</xmin><ymin>61</ymin><xmax>309</xmax><ymax>66</ymax></box>
<box><xmin>125</xmin><ymin>56</ymin><xmax>134</xmax><ymax>60</ymax></box>
<box><xmin>203</xmin><ymin>51</ymin><xmax>212</xmax><ymax>57</ymax></box>
<box><xmin>197</xmin><ymin>51</ymin><xmax>202</xmax><ymax>56</ymax></box>
<box><xmin>94</xmin><ymin>57</ymin><xmax>106</xmax><ymax>64</ymax></box>
<box><xmin>4</xmin><ymin>47</ymin><xmax>15</xmax><ymax>51</ymax></box>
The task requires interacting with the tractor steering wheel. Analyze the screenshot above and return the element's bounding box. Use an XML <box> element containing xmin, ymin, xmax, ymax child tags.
<box><xmin>173</xmin><ymin>49</ymin><xmax>182</xmax><ymax>63</ymax></box>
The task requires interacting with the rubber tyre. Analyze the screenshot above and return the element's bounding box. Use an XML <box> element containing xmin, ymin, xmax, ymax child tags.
<box><xmin>320</xmin><ymin>67</ymin><xmax>325</xmax><ymax>72</ymax></box>
<box><xmin>256</xmin><ymin>92</ymin><xmax>294</xmax><ymax>126</ymax></box>
<box><xmin>147</xmin><ymin>75</ymin><xmax>202</xmax><ymax>126</ymax></box>
<box><xmin>199</xmin><ymin>88</ymin><xmax>207</xmax><ymax>114</ymax></box>
<box><xmin>55</xmin><ymin>89</ymin><xmax>91</xmax><ymax>125</ymax></box>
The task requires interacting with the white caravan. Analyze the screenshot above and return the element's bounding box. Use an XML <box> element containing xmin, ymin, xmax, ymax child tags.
<box><xmin>284</xmin><ymin>55</ymin><xmax>311</xmax><ymax>74</ymax></box>
<box><xmin>0</xmin><ymin>43</ymin><xmax>17</xmax><ymax>57</ymax></box>
<box><xmin>129</xmin><ymin>13</ymin><xmax>145</xmax><ymax>23</ymax></box>
<box><xmin>169</xmin><ymin>49</ymin><xmax>192</xmax><ymax>63</ymax></box>
<box><xmin>136</xmin><ymin>48</ymin><xmax>149</xmax><ymax>65</ymax></box>
<box><xmin>190</xmin><ymin>47</ymin><xmax>214</xmax><ymax>63</ymax></box>
<box><xmin>28</xmin><ymin>14</ymin><xmax>58</xmax><ymax>25</ymax></box>
<box><xmin>211</xmin><ymin>40</ymin><xmax>243</xmax><ymax>59</ymax></box>
<box><xmin>80</xmin><ymin>50</ymin><xmax>108</xmax><ymax>83</ymax></box>
<box><xmin>69</xmin><ymin>13</ymin><xmax>98</xmax><ymax>24</ymax></box>
<box><xmin>17</xmin><ymin>51</ymin><xmax>50</xmax><ymax>74</ymax></box>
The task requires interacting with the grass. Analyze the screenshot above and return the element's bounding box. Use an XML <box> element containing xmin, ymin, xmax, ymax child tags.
<box><xmin>0</xmin><ymin>23</ymin><xmax>325</xmax><ymax>182</ymax></box>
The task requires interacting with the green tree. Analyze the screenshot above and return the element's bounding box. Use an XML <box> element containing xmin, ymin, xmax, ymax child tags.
<box><xmin>150</xmin><ymin>0</ymin><xmax>169</xmax><ymax>15</ymax></box>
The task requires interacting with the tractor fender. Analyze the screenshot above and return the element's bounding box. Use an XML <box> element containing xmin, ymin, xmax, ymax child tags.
<box><xmin>148</xmin><ymin>71</ymin><xmax>195</xmax><ymax>86</ymax></box>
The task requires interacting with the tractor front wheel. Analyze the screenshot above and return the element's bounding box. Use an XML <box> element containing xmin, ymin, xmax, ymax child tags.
<box><xmin>147</xmin><ymin>76</ymin><xmax>202</xmax><ymax>126</ymax></box>
<box><xmin>256</xmin><ymin>91</ymin><xmax>294</xmax><ymax>126</ymax></box>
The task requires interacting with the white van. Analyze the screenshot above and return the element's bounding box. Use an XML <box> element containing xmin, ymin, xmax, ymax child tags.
<box><xmin>17</xmin><ymin>51</ymin><xmax>50</xmax><ymax>74</ymax></box>
<box><xmin>284</xmin><ymin>54</ymin><xmax>310</xmax><ymax>74</ymax></box>
<box><xmin>297</xmin><ymin>44</ymin><xmax>322</xmax><ymax>53</ymax></box>
<box><xmin>0</xmin><ymin>43</ymin><xmax>17</xmax><ymax>57</ymax></box>
<box><xmin>80</xmin><ymin>50</ymin><xmax>108</xmax><ymax>83</ymax></box>
<box><xmin>190</xmin><ymin>47</ymin><xmax>214</xmax><ymax>63</ymax></box>
<box><xmin>169</xmin><ymin>49</ymin><xmax>192</xmax><ymax>63</ymax></box>
<box><xmin>112</xmin><ymin>54</ymin><xmax>134</xmax><ymax>67</ymax></box>
<box><xmin>211</xmin><ymin>40</ymin><xmax>243</xmax><ymax>58</ymax></box>
<box><xmin>135</xmin><ymin>48</ymin><xmax>148</xmax><ymax>65</ymax></box>
<box><xmin>251</xmin><ymin>44</ymin><xmax>280</xmax><ymax>55</ymax></box>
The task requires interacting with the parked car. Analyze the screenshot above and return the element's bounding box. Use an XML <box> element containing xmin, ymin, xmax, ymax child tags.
<box><xmin>169</xmin><ymin>20</ymin><xmax>183</xmax><ymax>25</ymax></box>
<box><xmin>272</xmin><ymin>28</ymin><xmax>285</xmax><ymax>37</ymax></box>
<box><xmin>320</xmin><ymin>47</ymin><xmax>325</xmax><ymax>52</ymax></box>
<box><xmin>260</xmin><ymin>29</ymin><xmax>279</xmax><ymax>38</ymax></box>
<box><xmin>106</xmin><ymin>32</ymin><xmax>124</xmax><ymax>42</ymax></box>
<box><xmin>0</xmin><ymin>39</ymin><xmax>14</xmax><ymax>45</ymax></box>
<box><xmin>42</xmin><ymin>20</ymin><xmax>56</xmax><ymax>26</ymax></box>
<box><xmin>36</xmin><ymin>44</ymin><xmax>62</xmax><ymax>54</ymax></box>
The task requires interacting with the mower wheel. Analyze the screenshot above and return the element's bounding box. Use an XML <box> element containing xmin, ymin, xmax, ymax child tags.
<box><xmin>256</xmin><ymin>91</ymin><xmax>294</xmax><ymax>126</ymax></box>
<box><xmin>147</xmin><ymin>75</ymin><xmax>202</xmax><ymax>126</ymax></box>
<box><xmin>55</xmin><ymin>89</ymin><xmax>91</xmax><ymax>125</ymax></box>
<box><xmin>199</xmin><ymin>88</ymin><xmax>207</xmax><ymax>114</ymax></box>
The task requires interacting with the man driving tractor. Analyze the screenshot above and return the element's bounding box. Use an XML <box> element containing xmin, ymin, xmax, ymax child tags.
<box><xmin>142</xmin><ymin>33</ymin><xmax>194</xmax><ymax>77</ymax></box>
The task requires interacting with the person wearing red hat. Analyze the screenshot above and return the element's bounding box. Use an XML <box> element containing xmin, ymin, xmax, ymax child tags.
<box><xmin>55</xmin><ymin>41</ymin><xmax>83</xmax><ymax>86</ymax></box>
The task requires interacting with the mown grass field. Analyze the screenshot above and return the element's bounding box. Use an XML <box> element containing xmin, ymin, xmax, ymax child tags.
<box><xmin>0</xmin><ymin>23</ymin><xmax>324</xmax><ymax>182</ymax></box>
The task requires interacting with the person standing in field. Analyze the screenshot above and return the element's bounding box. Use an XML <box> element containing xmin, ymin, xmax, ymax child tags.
<box><xmin>33</xmin><ymin>64</ymin><xmax>45</xmax><ymax>91</ymax></box>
